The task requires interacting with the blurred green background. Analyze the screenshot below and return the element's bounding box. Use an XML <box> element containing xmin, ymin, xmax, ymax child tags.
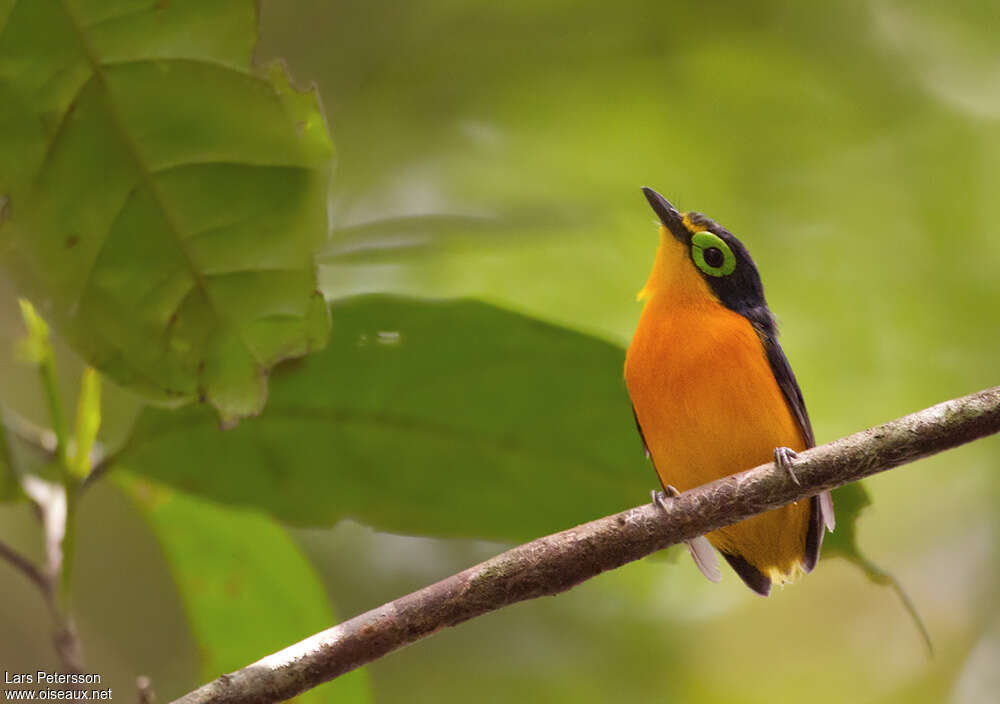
<box><xmin>1</xmin><ymin>0</ymin><xmax>998</xmax><ymax>702</ymax></box>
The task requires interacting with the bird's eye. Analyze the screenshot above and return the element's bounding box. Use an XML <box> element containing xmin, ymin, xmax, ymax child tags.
<box><xmin>703</xmin><ymin>247</ymin><xmax>724</xmax><ymax>268</ymax></box>
<box><xmin>691</xmin><ymin>231</ymin><xmax>736</xmax><ymax>277</ymax></box>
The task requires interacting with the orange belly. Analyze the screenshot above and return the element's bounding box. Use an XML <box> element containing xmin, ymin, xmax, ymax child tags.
<box><xmin>625</xmin><ymin>295</ymin><xmax>811</xmax><ymax>580</ymax></box>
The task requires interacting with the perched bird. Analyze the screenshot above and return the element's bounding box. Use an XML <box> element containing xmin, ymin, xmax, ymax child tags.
<box><xmin>625</xmin><ymin>188</ymin><xmax>834</xmax><ymax>596</ymax></box>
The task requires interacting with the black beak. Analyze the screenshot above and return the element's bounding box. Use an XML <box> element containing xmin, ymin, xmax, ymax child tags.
<box><xmin>641</xmin><ymin>187</ymin><xmax>687</xmax><ymax>242</ymax></box>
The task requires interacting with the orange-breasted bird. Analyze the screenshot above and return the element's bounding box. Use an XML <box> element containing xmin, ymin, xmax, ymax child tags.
<box><xmin>625</xmin><ymin>188</ymin><xmax>835</xmax><ymax>596</ymax></box>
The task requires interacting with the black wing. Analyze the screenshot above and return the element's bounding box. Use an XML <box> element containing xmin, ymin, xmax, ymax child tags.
<box><xmin>762</xmin><ymin>335</ymin><xmax>815</xmax><ymax>448</ymax></box>
<box><xmin>740</xmin><ymin>304</ymin><xmax>814</xmax><ymax>448</ymax></box>
<box><xmin>762</xmin><ymin>333</ymin><xmax>829</xmax><ymax>573</ymax></box>
<box><xmin>632</xmin><ymin>405</ymin><xmax>650</xmax><ymax>459</ymax></box>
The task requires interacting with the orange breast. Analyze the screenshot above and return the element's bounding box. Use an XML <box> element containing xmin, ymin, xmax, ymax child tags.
<box><xmin>625</xmin><ymin>293</ymin><xmax>811</xmax><ymax>580</ymax></box>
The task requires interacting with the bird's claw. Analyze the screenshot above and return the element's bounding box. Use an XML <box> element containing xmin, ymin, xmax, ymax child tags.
<box><xmin>774</xmin><ymin>446</ymin><xmax>800</xmax><ymax>485</ymax></box>
<box><xmin>651</xmin><ymin>485</ymin><xmax>682</xmax><ymax>512</ymax></box>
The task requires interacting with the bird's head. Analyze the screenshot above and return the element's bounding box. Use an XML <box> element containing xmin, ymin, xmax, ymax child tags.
<box><xmin>638</xmin><ymin>187</ymin><xmax>772</xmax><ymax>330</ymax></box>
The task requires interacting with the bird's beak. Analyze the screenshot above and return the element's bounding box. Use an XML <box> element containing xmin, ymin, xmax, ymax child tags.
<box><xmin>641</xmin><ymin>187</ymin><xmax>688</xmax><ymax>243</ymax></box>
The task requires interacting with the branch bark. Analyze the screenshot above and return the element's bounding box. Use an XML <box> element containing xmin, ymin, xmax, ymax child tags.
<box><xmin>172</xmin><ymin>386</ymin><xmax>1000</xmax><ymax>704</ymax></box>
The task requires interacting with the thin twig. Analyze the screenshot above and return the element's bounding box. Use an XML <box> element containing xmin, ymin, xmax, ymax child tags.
<box><xmin>172</xmin><ymin>386</ymin><xmax>1000</xmax><ymax>704</ymax></box>
<box><xmin>0</xmin><ymin>537</ymin><xmax>48</xmax><ymax>592</ymax></box>
<box><xmin>20</xmin><ymin>474</ymin><xmax>85</xmax><ymax>673</ymax></box>
<box><xmin>0</xmin><ymin>513</ymin><xmax>84</xmax><ymax>673</ymax></box>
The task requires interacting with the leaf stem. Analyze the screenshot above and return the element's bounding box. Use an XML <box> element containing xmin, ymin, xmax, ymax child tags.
<box><xmin>59</xmin><ymin>482</ymin><xmax>79</xmax><ymax>608</ymax></box>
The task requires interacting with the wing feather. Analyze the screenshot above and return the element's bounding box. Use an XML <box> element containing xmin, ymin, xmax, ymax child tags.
<box><xmin>761</xmin><ymin>333</ymin><xmax>834</xmax><ymax>569</ymax></box>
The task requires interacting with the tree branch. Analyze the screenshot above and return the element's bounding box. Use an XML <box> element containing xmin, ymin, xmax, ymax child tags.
<box><xmin>171</xmin><ymin>386</ymin><xmax>1000</xmax><ymax>704</ymax></box>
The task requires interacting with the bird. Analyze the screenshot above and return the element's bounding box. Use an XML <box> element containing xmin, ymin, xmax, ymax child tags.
<box><xmin>624</xmin><ymin>187</ymin><xmax>834</xmax><ymax>596</ymax></box>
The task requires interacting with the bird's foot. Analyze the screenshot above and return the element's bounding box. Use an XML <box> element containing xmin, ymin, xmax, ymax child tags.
<box><xmin>651</xmin><ymin>485</ymin><xmax>682</xmax><ymax>512</ymax></box>
<box><xmin>651</xmin><ymin>486</ymin><xmax>721</xmax><ymax>582</ymax></box>
<box><xmin>773</xmin><ymin>446</ymin><xmax>800</xmax><ymax>485</ymax></box>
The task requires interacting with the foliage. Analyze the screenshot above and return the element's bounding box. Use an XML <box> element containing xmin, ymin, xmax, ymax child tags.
<box><xmin>121</xmin><ymin>475</ymin><xmax>369</xmax><ymax>703</ymax></box>
<box><xmin>114</xmin><ymin>295</ymin><xmax>647</xmax><ymax>539</ymax></box>
<box><xmin>0</xmin><ymin>1</ymin><xmax>997</xmax><ymax>704</ymax></box>
<box><xmin>0</xmin><ymin>0</ymin><xmax>333</xmax><ymax>423</ymax></box>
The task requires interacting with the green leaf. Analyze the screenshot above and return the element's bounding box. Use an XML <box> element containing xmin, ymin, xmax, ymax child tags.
<box><xmin>114</xmin><ymin>294</ymin><xmax>651</xmax><ymax>540</ymax></box>
<box><xmin>0</xmin><ymin>0</ymin><xmax>333</xmax><ymax>422</ymax></box>
<box><xmin>821</xmin><ymin>483</ymin><xmax>872</xmax><ymax>562</ymax></box>
<box><xmin>112</xmin><ymin>294</ymin><xmax>903</xmax><ymax>613</ymax></box>
<box><xmin>119</xmin><ymin>474</ymin><xmax>370</xmax><ymax>704</ymax></box>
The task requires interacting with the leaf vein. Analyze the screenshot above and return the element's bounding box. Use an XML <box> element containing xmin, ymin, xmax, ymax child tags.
<box><xmin>73</xmin><ymin>184</ymin><xmax>140</xmax><ymax>314</ymax></box>
<box><xmin>57</xmin><ymin>0</ymin><xmax>263</xmax><ymax>369</ymax></box>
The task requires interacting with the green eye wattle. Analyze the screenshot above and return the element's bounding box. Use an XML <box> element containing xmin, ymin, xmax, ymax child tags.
<box><xmin>691</xmin><ymin>231</ymin><xmax>736</xmax><ymax>277</ymax></box>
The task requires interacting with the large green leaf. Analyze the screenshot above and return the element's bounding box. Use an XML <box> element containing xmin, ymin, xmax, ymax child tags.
<box><xmin>0</xmin><ymin>0</ymin><xmax>333</xmax><ymax>422</ymax></box>
<box><xmin>113</xmin><ymin>294</ymin><xmax>651</xmax><ymax>540</ymax></box>
<box><xmin>119</xmin><ymin>474</ymin><xmax>371</xmax><ymax>704</ymax></box>
<box><xmin>111</xmin><ymin>295</ymin><xmax>886</xmax><ymax>565</ymax></box>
